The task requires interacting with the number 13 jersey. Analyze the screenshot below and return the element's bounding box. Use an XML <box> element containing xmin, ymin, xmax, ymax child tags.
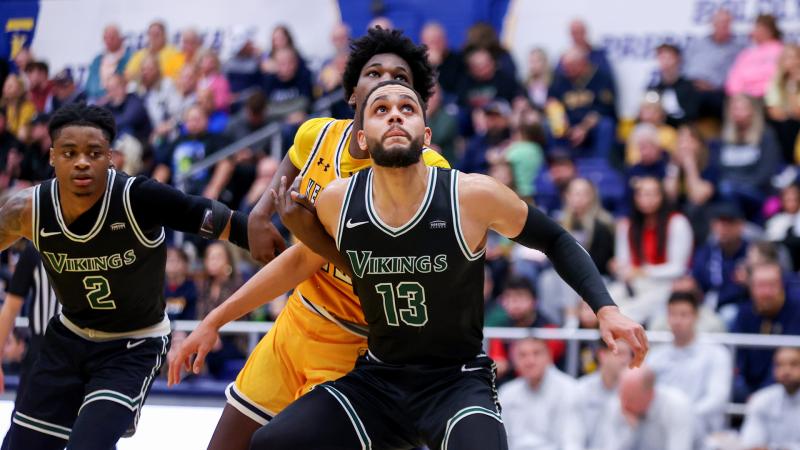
<box><xmin>336</xmin><ymin>166</ymin><xmax>486</xmax><ymax>365</ymax></box>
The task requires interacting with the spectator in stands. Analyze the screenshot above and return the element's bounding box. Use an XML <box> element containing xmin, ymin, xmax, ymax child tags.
<box><xmin>731</xmin><ymin>262</ymin><xmax>800</xmax><ymax>401</ymax></box>
<box><xmin>599</xmin><ymin>367</ymin><xmax>695</xmax><ymax>450</ymax></box>
<box><xmin>224</xmin><ymin>26</ymin><xmax>262</xmax><ymax>97</ymax></box>
<box><xmin>165</xmin><ymin>246</ymin><xmax>197</xmax><ymax>322</ymax></box>
<box><xmin>426</xmin><ymin>82</ymin><xmax>459</xmax><ymax>163</ymax></box>
<box><xmin>132</xmin><ymin>54</ymin><xmax>181</xmax><ymax>142</ymax></box>
<box><xmin>718</xmin><ymin>94</ymin><xmax>782</xmax><ymax>222</ymax></box>
<box><xmin>548</xmin><ymin>47</ymin><xmax>617</xmax><ymax>160</ymax></box>
<box><xmin>503</xmin><ymin>109</ymin><xmax>546</xmax><ymax>201</ymax></box>
<box><xmin>154</xmin><ymin>105</ymin><xmax>229</xmax><ymax>196</ymax></box>
<box><xmin>663</xmin><ymin>125</ymin><xmax>718</xmax><ymax>245</ymax></box>
<box><xmin>329</xmin><ymin>22</ymin><xmax>351</xmax><ymax>57</ymax></box>
<box><xmin>648</xmin><ymin>44</ymin><xmax>698</xmax><ymax>127</ymax></box>
<box><xmin>198</xmin><ymin>50</ymin><xmax>232</xmax><ymax>112</ymax></box>
<box><xmin>562</xmin><ymin>177</ymin><xmax>615</xmax><ymax>276</ymax></box>
<box><xmin>242</xmin><ymin>156</ymin><xmax>279</xmax><ymax>212</ymax></box>
<box><xmin>499</xmin><ymin>337</ymin><xmax>576</xmax><ymax>450</ymax></box>
<box><xmin>261</xmin><ymin>25</ymin><xmax>308</xmax><ymax>76</ymax></box>
<box><xmin>563</xmin><ymin>340</ymin><xmax>633</xmax><ymax>450</ymax></box>
<box><xmin>486</xmin><ymin>276</ymin><xmax>562</xmax><ymax>381</ymax></box>
<box><xmin>23</xmin><ymin>61</ymin><xmax>51</xmax><ymax>113</ymax></box>
<box><xmin>625</xmin><ymin>93</ymin><xmax>677</xmax><ymax>165</ymax></box>
<box><xmin>0</xmin><ymin>74</ymin><xmax>35</xmax><ymax>138</ymax></box>
<box><xmin>16</xmin><ymin>113</ymin><xmax>52</xmax><ymax>185</ymax></box>
<box><xmin>739</xmin><ymin>347</ymin><xmax>800</xmax><ymax>449</ymax></box>
<box><xmin>726</xmin><ymin>14</ymin><xmax>783</xmax><ymax>98</ymax></box>
<box><xmin>262</xmin><ymin>47</ymin><xmax>312</xmax><ymax>125</ymax></box>
<box><xmin>462</xmin><ymin>22</ymin><xmax>518</xmax><ymax>81</ymax></box>
<box><xmin>766</xmin><ymin>181</ymin><xmax>800</xmax><ymax>241</ymax></box>
<box><xmin>456</xmin><ymin>47</ymin><xmax>524</xmax><ymax>113</ymax></box>
<box><xmin>612</xmin><ymin>176</ymin><xmax>693</xmax><ymax>325</ymax></box>
<box><xmin>458</xmin><ymin>99</ymin><xmax>512</xmax><ymax>174</ymax></box>
<box><xmin>101</xmin><ymin>73</ymin><xmax>152</xmax><ymax>145</ymax></box>
<box><xmin>563</xmin><ymin>18</ymin><xmax>612</xmax><ymax>78</ymax></box>
<box><xmin>765</xmin><ymin>44</ymin><xmax>800</xmax><ymax>163</ymax></box>
<box><xmin>175</xmin><ymin>64</ymin><xmax>200</xmax><ymax>118</ymax></box>
<box><xmin>48</xmin><ymin>68</ymin><xmax>86</xmax><ymax>112</ymax></box>
<box><xmin>692</xmin><ymin>202</ymin><xmax>750</xmax><ymax>315</ymax></box>
<box><xmin>647</xmin><ymin>292</ymin><xmax>733</xmax><ymax>438</ymax></box>
<box><xmin>625</xmin><ymin>123</ymin><xmax>669</xmax><ymax>186</ymax></box>
<box><xmin>525</xmin><ymin>47</ymin><xmax>552</xmax><ymax>109</ymax></box>
<box><xmin>535</xmin><ymin>149</ymin><xmax>577</xmax><ymax>217</ymax></box>
<box><xmin>11</xmin><ymin>47</ymin><xmax>32</xmax><ymax>77</ymax></box>
<box><xmin>1</xmin><ymin>329</ymin><xmax>27</xmax><ymax>376</ymax></box>
<box><xmin>0</xmin><ymin>108</ymin><xmax>21</xmax><ymax>184</ymax></box>
<box><xmin>85</xmin><ymin>24</ymin><xmax>132</xmax><ymax>102</ymax></box>
<box><xmin>649</xmin><ymin>275</ymin><xmax>727</xmax><ymax>332</ymax></box>
<box><xmin>683</xmin><ymin>8</ymin><xmax>743</xmax><ymax>119</ymax></box>
<box><xmin>316</xmin><ymin>50</ymin><xmax>351</xmax><ymax>119</ymax></box>
<box><xmin>420</xmin><ymin>22</ymin><xmax>461</xmax><ymax>95</ymax></box>
<box><xmin>197</xmin><ymin>88</ymin><xmax>230</xmax><ymax>134</ymax></box>
<box><xmin>125</xmin><ymin>20</ymin><xmax>184</xmax><ymax>81</ymax></box>
<box><xmin>179</xmin><ymin>28</ymin><xmax>204</xmax><ymax>69</ymax></box>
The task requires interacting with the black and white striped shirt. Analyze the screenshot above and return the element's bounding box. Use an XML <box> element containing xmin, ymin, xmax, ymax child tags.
<box><xmin>8</xmin><ymin>242</ymin><xmax>59</xmax><ymax>335</ymax></box>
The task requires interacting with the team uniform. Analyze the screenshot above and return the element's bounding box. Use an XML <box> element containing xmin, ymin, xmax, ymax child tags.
<box><xmin>251</xmin><ymin>167</ymin><xmax>507</xmax><ymax>450</ymax></box>
<box><xmin>7</xmin><ymin>169</ymin><xmax>245</xmax><ymax>448</ymax></box>
<box><xmin>227</xmin><ymin>118</ymin><xmax>449</xmax><ymax>424</ymax></box>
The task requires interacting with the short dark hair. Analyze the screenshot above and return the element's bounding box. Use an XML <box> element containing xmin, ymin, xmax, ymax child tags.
<box><xmin>668</xmin><ymin>291</ymin><xmax>700</xmax><ymax>311</ymax></box>
<box><xmin>359</xmin><ymin>80</ymin><xmax>427</xmax><ymax>128</ymax></box>
<box><xmin>24</xmin><ymin>61</ymin><xmax>48</xmax><ymax>75</ymax></box>
<box><xmin>343</xmin><ymin>27</ymin><xmax>435</xmax><ymax>106</ymax></box>
<box><xmin>48</xmin><ymin>103</ymin><xmax>116</xmax><ymax>144</ymax></box>
<box><xmin>502</xmin><ymin>274</ymin><xmax>537</xmax><ymax>298</ymax></box>
<box><xmin>245</xmin><ymin>91</ymin><xmax>267</xmax><ymax>115</ymax></box>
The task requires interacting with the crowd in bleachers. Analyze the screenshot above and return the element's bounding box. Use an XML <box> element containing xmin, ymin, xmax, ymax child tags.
<box><xmin>0</xmin><ymin>9</ymin><xmax>799</xmax><ymax>449</ymax></box>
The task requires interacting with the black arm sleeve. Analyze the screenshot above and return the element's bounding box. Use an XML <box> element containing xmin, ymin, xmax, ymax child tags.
<box><xmin>511</xmin><ymin>204</ymin><xmax>616</xmax><ymax>314</ymax></box>
<box><xmin>7</xmin><ymin>243</ymin><xmax>39</xmax><ymax>297</ymax></box>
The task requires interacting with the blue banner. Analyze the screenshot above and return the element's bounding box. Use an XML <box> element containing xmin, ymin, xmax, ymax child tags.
<box><xmin>0</xmin><ymin>1</ymin><xmax>40</xmax><ymax>60</ymax></box>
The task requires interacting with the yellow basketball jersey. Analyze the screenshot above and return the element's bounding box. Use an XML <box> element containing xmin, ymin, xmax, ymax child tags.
<box><xmin>287</xmin><ymin>117</ymin><xmax>449</xmax><ymax>325</ymax></box>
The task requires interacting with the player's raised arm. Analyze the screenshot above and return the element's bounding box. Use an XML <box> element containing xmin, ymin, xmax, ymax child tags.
<box><xmin>459</xmin><ymin>172</ymin><xmax>649</xmax><ymax>367</ymax></box>
<box><xmin>167</xmin><ymin>242</ymin><xmax>326</xmax><ymax>386</ymax></box>
<box><xmin>0</xmin><ymin>188</ymin><xmax>33</xmax><ymax>251</ymax></box>
<box><xmin>247</xmin><ymin>155</ymin><xmax>296</xmax><ymax>262</ymax></box>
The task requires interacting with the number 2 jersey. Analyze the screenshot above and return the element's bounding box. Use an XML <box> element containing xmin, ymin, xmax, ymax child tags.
<box><xmin>288</xmin><ymin>118</ymin><xmax>449</xmax><ymax>330</ymax></box>
<box><xmin>336</xmin><ymin>166</ymin><xmax>486</xmax><ymax>365</ymax></box>
<box><xmin>32</xmin><ymin>169</ymin><xmax>167</xmax><ymax>333</ymax></box>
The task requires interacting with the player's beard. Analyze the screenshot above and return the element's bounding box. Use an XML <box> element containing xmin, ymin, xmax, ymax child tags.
<box><xmin>368</xmin><ymin>135</ymin><xmax>424</xmax><ymax>168</ymax></box>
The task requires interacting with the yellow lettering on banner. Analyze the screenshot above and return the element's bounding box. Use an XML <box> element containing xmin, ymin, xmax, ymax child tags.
<box><xmin>5</xmin><ymin>18</ymin><xmax>34</xmax><ymax>32</ymax></box>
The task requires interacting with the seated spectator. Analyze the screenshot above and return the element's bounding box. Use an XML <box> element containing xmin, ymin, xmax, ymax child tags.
<box><xmin>262</xmin><ymin>48</ymin><xmax>313</xmax><ymax>125</ymax></box>
<box><xmin>420</xmin><ymin>22</ymin><xmax>461</xmax><ymax>96</ymax></box>
<box><xmin>85</xmin><ymin>24</ymin><xmax>132</xmax><ymax>102</ymax></box>
<box><xmin>548</xmin><ymin>47</ymin><xmax>617</xmax><ymax>160</ymax></box>
<box><xmin>612</xmin><ymin>177</ymin><xmax>693</xmax><ymax>325</ymax></box>
<box><xmin>101</xmin><ymin>73</ymin><xmax>152</xmax><ymax>145</ymax></box>
<box><xmin>125</xmin><ymin>21</ymin><xmax>184</xmax><ymax>81</ymax></box>
<box><xmin>663</xmin><ymin>125</ymin><xmax>718</xmax><ymax>244</ymax></box>
<box><xmin>647</xmin><ymin>292</ymin><xmax>733</xmax><ymax>439</ymax></box>
<box><xmin>197</xmin><ymin>88</ymin><xmax>230</xmax><ymax>134</ymax></box>
<box><xmin>534</xmin><ymin>149</ymin><xmax>578</xmax><ymax>217</ymax></box>
<box><xmin>17</xmin><ymin>113</ymin><xmax>52</xmax><ymax>186</ymax></box>
<box><xmin>562</xmin><ymin>177</ymin><xmax>615</xmax><ymax>276</ymax></box>
<box><xmin>560</xmin><ymin>19</ymin><xmax>613</xmax><ymax>79</ymax></box>
<box><xmin>524</xmin><ymin>48</ymin><xmax>551</xmax><ymax>110</ymax></box>
<box><xmin>23</xmin><ymin>61</ymin><xmax>51</xmax><ymax>113</ymax></box>
<box><xmin>625</xmin><ymin>123</ymin><xmax>669</xmax><ymax>186</ymax></box>
<box><xmin>1</xmin><ymin>74</ymin><xmax>35</xmax><ymax>138</ymax></box>
<box><xmin>739</xmin><ymin>347</ymin><xmax>800</xmax><ymax>449</ymax></box>
<box><xmin>598</xmin><ymin>367</ymin><xmax>695</xmax><ymax>450</ymax></box>
<box><xmin>563</xmin><ymin>340</ymin><xmax>633</xmax><ymax>450</ymax></box>
<box><xmin>718</xmin><ymin>94</ymin><xmax>782</xmax><ymax>222</ymax></box>
<box><xmin>499</xmin><ymin>338</ymin><xmax>576</xmax><ymax>450</ymax></box>
<box><xmin>692</xmin><ymin>202</ymin><xmax>750</xmax><ymax>313</ymax></box>
<box><xmin>458</xmin><ymin>100</ymin><xmax>511</xmax><ymax>174</ymax></box>
<box><xmin>462</xmin><ymin>22</ymin><xmax>518</xmax><ymax>82</ymax></box>
<box><xmin>765</xmin><ymin>44</ymin><xmax>800</xmax><ymax>162</ymax></box>
<box><xmin>765</xmin><ymin>181</ymin><xmax>800</xmax><ymax>241</ymax></box>
<box><xmin>426</xmin><ymin>83</ymin><xmax>459</xmax><ymax>163</ymax></box>
<box><xmin>726</xmin><ymin>14</ymin><xmax>783</xmax><ymax>98</ymax></box>
<box><xmin>650</xmin><ymin>275</ymin><xmax>728</xmax><ymax>333</ymax></box>
<box><xmin>223</xmin><ymin>26</ymin><xmax>262</xmax><ymax>97</ymax></box>
<box><xmin>179</xmin><ymin>28</ymin><xmax>204</xmax><ymax>69</ymax></box>
<box><xmin>2</xmin><ymin>328</ymin><xmax>27</xmax><ymax>376</ymax></box>
<box><xmin>503</xmin><ymin>108</ymin><xmax>546</xmax><ymax>201</ymax></box>
<box><xmin>198</xmin><ymin>50</ymin><xmax>232</xmax><ymax>112</ymax></box>
<box><xmin>731</xmin><ymin>262</ymin><xmax>800</xmax><ymax>401</ymax></box>
<box><xmin>647</xmin><ymin>44</ymin><xmax>698</xmax><ymax>127</ymax></box>
<box><xmin>683</xmin><ymin>8</ymin><xmax>743</xmax><ymax>120</ymax></box>
<box><xmin>241</xmin><ymin>156</ymin><xmax>279</xmax><ymax>212</ymax></box>
<box><xmin>154</xmin><ymin>105</ymin><xmax>229</xmax><ymax>196</ymax></box>
<box><xmin>165</xmin><ymin>246</ymin><xmax>197</xmax><ymax>321</ymax></box>
<box><xmin>486</xmin><ymin>276</ymin><xmax>562</xmax><ymax>381</ymax></box>
<box><xmin>316</xmin><ymin>49</ymin><xmax>351</xmax><ymax>120</ymax></box>
<box><xmin>0</xmin><ymin>108</ymin><xmax>21</xmax><ymax>184</ymax></box>
<box><xmin>260</xmin><ymin>25</ymin><xmax>309</xmax><ymax>76</ymax></box>
<box><xmin>131</xmin><ymin>54</ymin><xmax>181</xmax><ymax>142</ymax></box>
<box><xmin>456</xmin><ymin>47</ymin><xmax>524</xmax><ymax>113</ymax></box>
<box><xmin>48</xmin><ymin>68</ymin><xmax>86</xmax><ymax>112</ymax></box>
<box><xmin>625</xmin><ymin>93</ymin><xmax>678</xmax><ymax>165</ymax></box>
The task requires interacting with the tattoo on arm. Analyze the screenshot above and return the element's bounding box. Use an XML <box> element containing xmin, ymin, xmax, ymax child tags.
<box><xmin>0</xmin><ymin>190</ymin><xmax>32</xmax><ymax>246</ymax></box>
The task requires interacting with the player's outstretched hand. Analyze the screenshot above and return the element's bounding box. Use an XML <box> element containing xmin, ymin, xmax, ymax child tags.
<box><xmin>597</xmin><ymin>306</ymin><xmax>649</xmax><ymax>368</ymax></box>
<box><xmin>167</xmin><ymin>322</ymin><xmax>219</xmax><ymax>387</ymax></box>
<box><xmin>248</xmin><ymin>210</ymin><xmax>288</xmax><ymax>264</ymax></box>
<box><xmin>271</xmin><ymin>175</ymin><xmax>320</xmax><ymax>241</ymax></box>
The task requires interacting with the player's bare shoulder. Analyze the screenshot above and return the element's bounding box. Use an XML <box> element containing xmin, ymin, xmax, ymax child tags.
<box><xmin>0</xmin><ymin>187</ymin><xmax>35</xmax><ymax>245</ymax></box>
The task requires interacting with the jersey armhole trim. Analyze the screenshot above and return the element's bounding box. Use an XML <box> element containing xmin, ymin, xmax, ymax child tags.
<box><xmin>335</xmin><ymin>174</ymin><xmax>357</xmax><ymax>251</ymax></box>
<box><xmin>450</xmin><ymin>170</ymin><xmax>486</xmax><ymax>261</ymax></box>
<box><xmin>298</xmin><ymin>119</ymin><xmax>336</xmax><ymax>178</ymax></box>
<box><xmin>333</xmin><ymin>122</ymin><xmax>354</xmax><ymax>178</ymax></box>
<box><xmin>123</xmin><ymin>177</ymin><xmax>165</xmax><ymax>248</ymax></box>
<box><xmin>31</xmin><ymin>185</ymin><xmax>40</xmax><ymax>250</ymax></box>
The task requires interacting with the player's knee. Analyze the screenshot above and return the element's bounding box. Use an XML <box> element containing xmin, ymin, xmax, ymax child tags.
<box><xmin>249</xmin><ymin>422</ymin><xmax>293</xmax><ymax>450</ymax></box>
<box><xmin>441</xmin><ymin>414</ymin><xmax>508</xmax><ymax>450</ymax></box>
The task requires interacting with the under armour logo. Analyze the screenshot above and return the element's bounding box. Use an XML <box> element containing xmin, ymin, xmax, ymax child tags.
<box><xmin>430</xmin><ymin>220</ymin><xmax>447</xmax><ymax>229</ymax></box>
<box><xmin>110</xmin><ymin>222</ymin><xmax>126</xmax><ymax>231</ymax></box>
<box><xmin>317</xmin><ymin>157</ymin><xmax>330</xmax><ymax>172</ymax></box>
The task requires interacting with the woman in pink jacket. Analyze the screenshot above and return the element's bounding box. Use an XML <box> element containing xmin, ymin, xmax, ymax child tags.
<box><xmin>726</xmin><ymin>14</ymin><xmax>783</xmax><ymax>98</ymax></box>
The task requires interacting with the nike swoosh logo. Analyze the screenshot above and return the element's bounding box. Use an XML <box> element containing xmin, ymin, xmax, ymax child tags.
<box><xmin>346</xmin><ymin>219</ymin><xmax>369</xmax><ymax>229</ymax></box>
<box><xmin>40</xmin><ymin>228</ymin><xmax>61</xmax><ymax>237</ymax></box>
<box><xmin>126</xmin><ymin>339</ymin><xmax>147</xmax><ymax>350</ymax></box>
<box><xmin>461</xmin><ymin>364</ymin><xmax>483</xmax><ymax>372</ymax></box>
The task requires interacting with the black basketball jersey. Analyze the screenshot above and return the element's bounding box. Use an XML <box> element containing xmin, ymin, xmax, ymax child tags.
<box><xmin>32</xmin><ymin>169</ymin><xmax>167</xmax><ymax>332</ymax></box>
<box><xmin>337</xmin><ymin>167</ymin><xmax>486</xmax><ymax>365</ymax></box>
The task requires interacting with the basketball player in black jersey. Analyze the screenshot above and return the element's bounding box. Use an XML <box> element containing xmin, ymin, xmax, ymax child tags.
<box><xmin>0</xmin><ymin>103</ymin><xmax>249</xmax><ymax>450</ymax></box>
<box><xmin>249</xmin><ymin>81</ymin><xmax>648</xmax><ymax>449</ymax></box>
